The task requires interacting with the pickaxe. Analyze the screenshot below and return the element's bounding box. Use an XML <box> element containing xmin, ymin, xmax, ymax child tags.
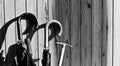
<box><xmin>56</xmin><ymin>42</ymin><xmax>72</xmax><ymax>66</ymax></box>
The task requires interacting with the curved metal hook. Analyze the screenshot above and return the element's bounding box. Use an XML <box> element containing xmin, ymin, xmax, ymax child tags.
<box><xmin>17</xmin><ymin>12</ymin><xmax>38</xmax><ymax>40</ymax></box>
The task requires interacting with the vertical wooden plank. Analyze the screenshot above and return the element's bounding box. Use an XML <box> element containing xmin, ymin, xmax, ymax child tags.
<box><xmin>16</xmin><ymin>0</ymin><xmax>25</xmax><ymax>16</ymax></box>
<box><xmin>80</xmin><ymin>0</ymin><xmax>92</xmax><ymax>66</ymax></box>
<box><xmin>114</xmin><ymin>0</ymin><xmax>120</xmax><ymax>66</ymax></box>
<box><xmin>70</xmin><ymin>0</ymin><xmax>81</xmax><ymax>66</ymax></box>
<box><xmin>101</xmin><ymin>0</ymin><xmax>108</xmax><ymax>66</ymax></box>
<box><xmin>27</xmin><ymin>0</ymin><xmax>36</xmax><ymax>13</ymax></box>
<box><xmin>107</xmin><ymin>0</ymin><xmax>113</xmax><ymax>66</ymax></box>
<box><xmin>92</xmin><ymin>0</ymin><xmax>102</xmax><ymax>66</ymax></box>
<box><xmin>38</xmin><ymin>0</ymin><xmax>46</xmax><ymax>66</ymax></box>
<box><xmin>54</xmin><ymin>0</ymin><xmax>72</xmax><ymax>66</ymax></box>
<box><xmin>0</xmin><ymin>0</ymin><xmax>5</xmax><ymax>57</ymax></box>
<box><xmin>5</xmin><ymin>0</ymin><xmax>16</xmax><ymax>53</ymax></box>
<box><xmin>0</xmin><ymin>0</ymin><xmax>4</xmax><ymax>28</ymax></box>
<box><xmin>60</xmin><ymin>0</ymin><xmax>71</xmax><ymax>66</ymax></box>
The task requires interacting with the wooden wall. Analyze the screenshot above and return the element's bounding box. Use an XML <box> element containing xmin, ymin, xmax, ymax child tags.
<box><xmin>106</xmin><ymin>0</ymin><xmax>113</xmax><ymax>66</ymax></box>
<box><xmin>0</xmin><ymin>0</ymin><xmax>108</xmax><ymax>66</ymax></box>
<box><xmin>114</xmin><ymin>0</ymin><xmax>120</xmax><ymax>66</ymax></box>
<box><xmin>54</xmin><ymin>0</ymin><xmax>108</xmax><ymax>66</ymax></box>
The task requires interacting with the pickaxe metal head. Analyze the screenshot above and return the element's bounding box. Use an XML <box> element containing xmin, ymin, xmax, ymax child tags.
<box><xmin>56</xmin><ymin>42</ymin><xmax>72</xmax><ymax>48</ymax></box>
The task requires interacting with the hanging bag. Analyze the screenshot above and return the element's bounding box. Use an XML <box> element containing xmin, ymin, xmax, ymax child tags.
<box><xmin>3</xmin><ymin>13</ymin><xmax>38</xmax><ymax>66</ymax></box>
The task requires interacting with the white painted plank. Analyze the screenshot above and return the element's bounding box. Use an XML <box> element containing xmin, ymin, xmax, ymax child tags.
<box><xmin>16</xmin><ymin>0</ymin><xmax>25</xmax><ymax>16</ymax></box>
<box><xmin>107</xmin><ymin>0</ymin><xmax>113</xmax><ymax>66</ymax></box>
<box><xmin>5</xmin><ymin>0</ymin><xmax>16</xmax><ymax>53</ymax></box>
<box><xmin>114</xmin><ymin>0</ymin><xmax>120</xmax><ymax>66</ymax></box>
<box><xmin>0</xmin><ymin>0</ymin><xmax>5</xmax><ymax>57</ymax></box>
<box><xmin>37</xmin><ymin>0</ymin><xmax>46</xmax><ymax>66</ymax></box>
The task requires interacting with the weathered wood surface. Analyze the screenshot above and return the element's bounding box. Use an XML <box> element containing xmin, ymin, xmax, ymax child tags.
<box><xmin>55</xmin><ymin>0</ymin><xmax>70</xmax><ymax>66</ymax></box>
<box><xmin>92</xmin><ymin>0</ymin><xmax>102</xmax><ymax>66</ymax></box>
<box><xmin>114</xmin><ymin>0</ymin><xmax>120</xmax><ymax>66</ymax></box>
<box><xmin>106</xmin><ymin>0</ymin><xmax>113</xmax><ymax>66</ymax></box>
<box><xmin>54</xmin><ymin>0</ymin><xmax>108</xmax><ymax>66</ymax></box>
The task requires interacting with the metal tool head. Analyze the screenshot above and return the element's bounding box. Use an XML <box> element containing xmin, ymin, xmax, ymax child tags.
<box><xmin>56</xmin><ymin>42</ymin><xmax>72</xmax><ymax>66</ymax></box>
<box><xmin>56</xmin><ymin>42</ymin><xmax>72</xmax><ymax>48</ymax></box>
<box><xmin>19</xmin><ymin>12</ymin><xmax>38</xmax><ymax>35</ymax></box>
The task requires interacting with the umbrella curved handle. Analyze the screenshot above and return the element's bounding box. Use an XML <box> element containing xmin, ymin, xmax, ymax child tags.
<box><xmin>17</xmin><ymin>13</ymin><xmax>38</xmax><ymax>40</ymax></box>
<box><xmin>45</xmin><ymin>20</ymin><xmax>63</xmax><ymax>49</ymax></box>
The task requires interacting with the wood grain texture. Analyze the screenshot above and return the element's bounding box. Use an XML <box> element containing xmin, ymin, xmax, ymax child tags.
<box><xmin>101</xmin><ymin>0</ymin><xmax>107</xmax><ymax>66</ymax></box>
<box><xmin>92</xmin><ymin>0</ymin><xmax>102</xmax><ymax>66</ymax></box>
<box><xmin>106</xmin><ymin>0</ymin><xmax>112</xmax><ymax>66</ymax></box>
<box><xmin>71</xmin><ymin>0</ymin><xmax>81</xmax><ymax>66</ymax></box>
<box><xmin>54</xmin><ymin>0</ymin><xmax>72</xmax><ymax>66</ymax></box>
<box><xmin>0</xmin><ymin>0</ymin><xmax>108</xmax><ymax>66</ymax></box>
<box><xmin>54</xmin><ymin>0</ymin><xmax>107</xmax><ymax>66</ymax></box>
<box><xmin>60</xmin><ymin>0</ymin><xmax>71</xmax><ymax>66</ymax></box>
<box><xmin>80</xmin><ymin>0</ymin><xmax>92</xmax><ymax>66</ymax></box>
